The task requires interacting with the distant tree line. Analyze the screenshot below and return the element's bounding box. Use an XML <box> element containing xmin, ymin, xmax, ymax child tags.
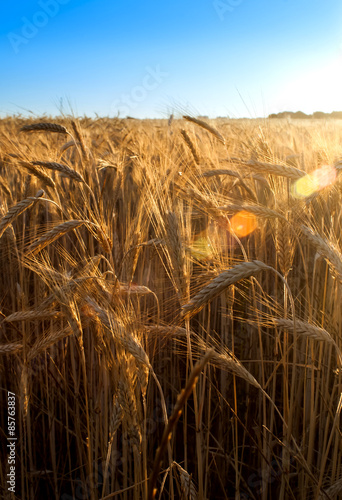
<box><xmin>268</xmin><ymin>111</ymin><xmax>342</xmax><ymax>119</ymax></box>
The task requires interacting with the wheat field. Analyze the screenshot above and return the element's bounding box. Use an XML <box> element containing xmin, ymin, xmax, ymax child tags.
<box><xmin>0</xmin><ymin>115</ymin><xmax>341</xmax><ymax>499</ymax></box>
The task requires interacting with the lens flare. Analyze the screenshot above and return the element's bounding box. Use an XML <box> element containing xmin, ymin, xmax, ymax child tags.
<box><xmin>230</xmin><ymin>210</ymin><xmax>258</xmax><ymax>237</ymax></box>
<box><xmin>190</xmin><ymin>236</ymin><xmax>213</xmax><ymax>260</ymax></box>
<box><xmin>292</xmin><ymin>165</ymin><xmax>337</xmax><ymax>199</ymax></box>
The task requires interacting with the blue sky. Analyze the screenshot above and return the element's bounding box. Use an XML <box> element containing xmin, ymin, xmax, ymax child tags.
<box><xmin>1</xmin><ymin>0</ymin><xmax>342</xmax><ymax>118</ymax></box>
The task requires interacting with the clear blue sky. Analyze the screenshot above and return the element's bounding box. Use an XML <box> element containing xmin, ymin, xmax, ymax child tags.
<box><xmin>1</xmin><ymin>0</ymin><xmax>342</xmax><ymax>118</ymax></box>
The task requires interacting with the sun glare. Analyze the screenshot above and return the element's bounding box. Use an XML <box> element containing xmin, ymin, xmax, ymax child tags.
<box><xmin>230</xmin><ymin>210</ymin><xmax>258</xmax><ymax>237</ymax></box>
<box><xmin>272</xmin><ymin>56</ymin><xmax>342</xmax><ymax>113</ymax></box>
<box><xmin>292</xmin><ymin>165</ymin><xmax>337</xmax><ymax>199</ymax></box>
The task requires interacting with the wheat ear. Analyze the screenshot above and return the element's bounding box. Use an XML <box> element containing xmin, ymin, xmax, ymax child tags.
<box><xmin>32</xmin><ymin>161</ymin><xmax>85</xmax><ymax>183</ymax></box>
<box><xmin>196</xmin><ymin>337</ymin><xmax>262</xmax><ymax>389</ymax></box>
<box><xmin>180</xmin><ymin>129</ymin><xmax>200</xmax><ymax>164</ymax></box>
<box><xmin>164</xmin><ymin>211</ymin><xmax>186</xmax><ymax>300</ymax></box>
<box><xmin>173</xmin><ymin>462</ymin><xmax>198</xmax><ymax>500</ymax></box>
<box><xmin>200</xmin><ymin>169</ymin><xmax>240</xmax><ymax>178</ymax></box>
<box><xmin>20</xmin><ymin>162</ymin><xmax>56</xmax><ymax>189</ymax></box>
<box><xmin>273</xmin><ymin>318</ymin><xmax>335</xmax><ymax>344</ymax></box>
<box><xmin>301</xmin><ymin>225</ymin><xmax>342</xmax><ymax>282</ymax></box>
<box><xmin>5</xmin><ymin>310</ymin><xmax>62</xmax><ymax>323</ymax></box>
<box><xmin>19</xmin><ymin>122</ymin><xmax>69</xmax><ymax>134</ymax></box>
<box><xmin>27</xmin><ymin>220</ymin><xmax>86</xmax><ymax>254</ymax></box>
<box><xmin>0</xmin><ymin>342</ymin><xmax>23</xmax><ymax>354</ymax></box>
<box><xmin>71</xmin><ymin>120</ymin><xmax>89</xmax><ymax>160</ymax></box>
<box><xmin>0</xmin><ymin>190</ymin><xmax>44</xmax><ymax>239</ymax></box>
<box><xmin>85</xmin><ymin>298</ymin><xmax>151</xmax><ymax>368</ymax></box>
<box><xmin>217</xmin><ymin>204</ymin><xmax>285</xmax><ymax>219</ymax></box>
<box><xmin>28</xmin><ymin>326</ymin><xmax>73</xmax><ymax>360</ymax></box>
<box><xmin>245</xmin><ymin>160</ymin><xmax>305</xmax><ymax>179</ymax></box>
<box><xmin>318</xmin><ymin>477</ymin><xmax>342</xmax><ymax>500</ymax></box>
<box><xmin>182</xmin><ymin>260</ymin><xmax>269</xmax><ymax>315</ymax></box>
<box><xmin>183</xmin><ymin>115</ymin><xmax>225</xmax><ymax>144</ymax></box>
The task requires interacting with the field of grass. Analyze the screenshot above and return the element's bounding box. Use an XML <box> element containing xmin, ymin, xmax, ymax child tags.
<box><xmin>0</xmin><ymin>115</ymin><xmax>341</xmax><ymax>499</ymax></box>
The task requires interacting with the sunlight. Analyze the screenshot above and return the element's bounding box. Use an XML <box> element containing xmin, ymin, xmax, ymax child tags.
<box><xmin>190</xmin><ymin>236</ymin><xmax>213</xmax><ymax>260</ymax></box>
<box><xmin>272</xmin><ymin>56</ymin><xmax>342</xmax><ymax>113</ymax></box>
<box><xmin>230</xmin><ymin>210</ymin><xmax>258</xmax><ymax>237</ymax></box>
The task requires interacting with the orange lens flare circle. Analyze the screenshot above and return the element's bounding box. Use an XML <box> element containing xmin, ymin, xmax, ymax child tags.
<box><xmin>230</xmin><ymin>210</ymin><xmax>258</xmax><ymax>237</ymax></box>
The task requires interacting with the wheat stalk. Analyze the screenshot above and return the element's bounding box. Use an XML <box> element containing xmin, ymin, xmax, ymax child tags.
<box><xmin>148</xmin><ymin>350</ymin><xmax>214</xmax><ymax>500</ymax></box>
